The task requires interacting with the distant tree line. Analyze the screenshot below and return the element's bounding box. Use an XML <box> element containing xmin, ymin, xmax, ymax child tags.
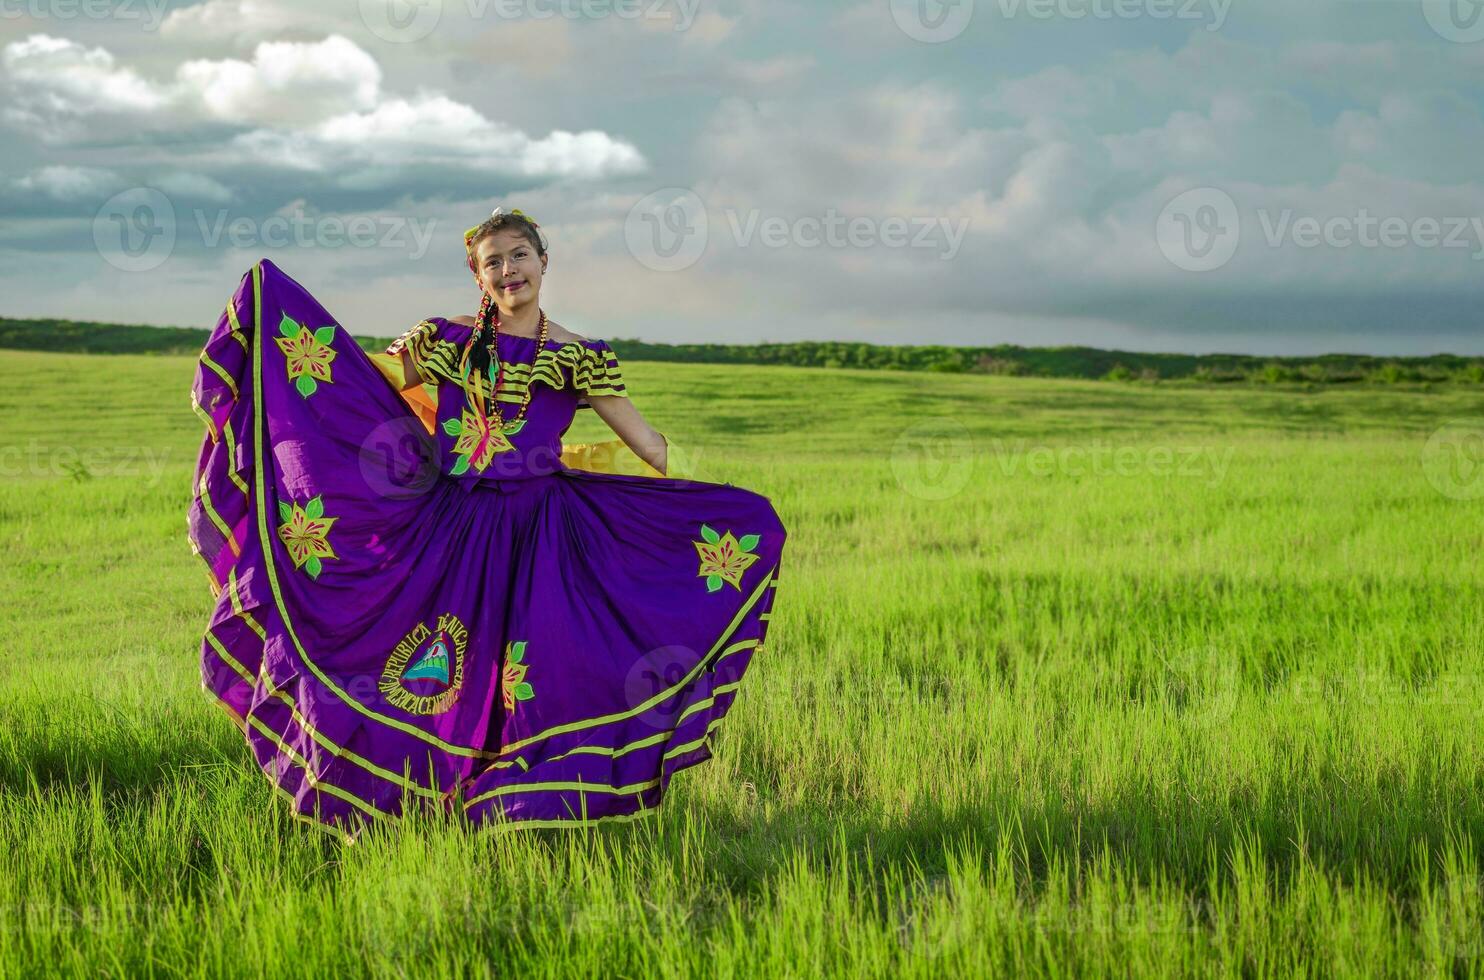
<box><xmin>608</xmin><ymin>338</ymin><xmax>1484</xmax><ymax>384</ymax></box>
<box><xmin>1</xmin><ymin>316</ymin><xmax>1479</xmax><ymax>385</ymax></box>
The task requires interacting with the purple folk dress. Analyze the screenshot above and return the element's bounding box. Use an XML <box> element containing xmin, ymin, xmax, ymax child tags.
<box><xmin>187</xmin><ymin>259</ymin><xmax>787</xmax><ymax>839</ymax></box>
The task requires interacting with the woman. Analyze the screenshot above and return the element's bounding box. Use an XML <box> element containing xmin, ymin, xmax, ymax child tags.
<box><xmin>187</xmin><ymin>207</ymin><xmax>787</xmax><ymax>841</ymax></box>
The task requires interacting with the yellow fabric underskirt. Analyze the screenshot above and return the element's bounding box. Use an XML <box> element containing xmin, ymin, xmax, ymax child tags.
<box><xmin>368</xmin><ymin>351</ymin><xmax>680</xmax><ymax>480</ymax></box>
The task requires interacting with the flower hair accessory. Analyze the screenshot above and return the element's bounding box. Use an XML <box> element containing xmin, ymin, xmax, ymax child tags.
<box><xmin>463</xmin><ymin>207</ymin><xmax>540</xmax><ymax>246</ymax></box>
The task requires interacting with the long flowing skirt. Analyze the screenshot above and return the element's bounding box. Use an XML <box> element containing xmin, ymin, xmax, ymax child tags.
<box><xmin>188</xmin><ymin>259</ymin><xmax>787</xmax><ymax>838</ymax></box>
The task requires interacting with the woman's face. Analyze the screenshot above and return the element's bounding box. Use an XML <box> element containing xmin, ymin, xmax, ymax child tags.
<box><xmin>474</xmin><ymin>228</ymin><xmax>546</xmax><ymax>317</ymax></box>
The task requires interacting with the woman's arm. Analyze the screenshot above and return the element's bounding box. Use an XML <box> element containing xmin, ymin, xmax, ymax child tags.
<box><xmin>587</xmin><ymin>394</ymin><xmax>668</xmax><ymax>476</ymax></box>
<box><xmin>367</xmin><ymin>348</ymin><xmax>426</xmax><ymax>391</ymax></box>
<box><xmin>397</xmin><ymin>346</ymin><xmax>426</xmax><ymax>389</ymax></box>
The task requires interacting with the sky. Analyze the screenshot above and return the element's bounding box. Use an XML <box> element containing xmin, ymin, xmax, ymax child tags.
<box><xmin>0</xmin><ymin>0</ymin><xmax>1481</xmax><ymax>355</ymax></box>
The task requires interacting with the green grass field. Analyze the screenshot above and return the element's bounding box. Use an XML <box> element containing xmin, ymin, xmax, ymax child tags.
<box><xmin>2</xmin><ymin>347</ymin><xmax>1483</xmax><ymax>976</ymax></box>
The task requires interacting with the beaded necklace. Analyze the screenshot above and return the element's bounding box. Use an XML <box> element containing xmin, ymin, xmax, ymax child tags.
<box><xmin>459</xmin><ymin>301</ymin><xmax>549</xmax><ymax>433</ymax></box>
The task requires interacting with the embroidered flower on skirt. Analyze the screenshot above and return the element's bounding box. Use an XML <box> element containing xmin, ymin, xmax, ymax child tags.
<box><xmin>276</xmin><ymin>495</ymin><xmax>337</xmax><ymax>579</ymax></box>
<box><xmin>693</xmin><ymin>524</ymin><xmax>761</xmax><ymax>592</ymax></box>
<box><xmin>274</xmin><ymin>315</ymin><xmax>337</xmax><ymax>398</ymax></box>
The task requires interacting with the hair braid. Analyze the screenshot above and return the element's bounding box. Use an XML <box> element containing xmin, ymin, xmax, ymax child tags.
<box><xmin>469</xmin><ymin>286</ymin><xmax>499</xmax><ymax>381</ymax></box>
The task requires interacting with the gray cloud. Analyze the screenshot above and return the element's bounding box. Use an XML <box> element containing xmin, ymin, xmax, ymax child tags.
<box><xmin>1</xmin><ymin>3</ymin><xmax>1481</xmax><ymax>354</ymax></box>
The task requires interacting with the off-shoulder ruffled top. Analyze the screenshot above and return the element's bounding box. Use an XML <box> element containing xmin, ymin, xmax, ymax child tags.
<box><xmin>368</xmin><ymin>316</ymin><xmax>665</xmax><ymax>484</ymax></box>
<box><xmin>388</xmin><ymin>316</ymin><xmax>627</xmax><ymax>408</ymax></box>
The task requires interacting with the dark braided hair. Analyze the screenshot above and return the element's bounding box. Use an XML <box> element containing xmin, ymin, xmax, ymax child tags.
<box><xmin>463</xmin><ymin>209</ymin><xmax>547</xmax><ymax>379</ymax></box>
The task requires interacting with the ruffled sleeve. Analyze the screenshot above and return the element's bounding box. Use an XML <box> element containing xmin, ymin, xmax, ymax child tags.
<box><xmin>385</xmin><ymin>317</ymin><xmax>468</xmax><ymax>384</ymax></box>
<box><xmin>386</xmin><ymin>317</ymin><xmax>437</xmax><ymax>357</ymax></box>
<box><xmin>369</xmin><ymin>317</ymin><xmax>467</xmax><ymax>435</ymax></box>
<box><xmin>572</xmin><ymin>339</ymin><xmax>628</xmax><ymax>410</ymax></box>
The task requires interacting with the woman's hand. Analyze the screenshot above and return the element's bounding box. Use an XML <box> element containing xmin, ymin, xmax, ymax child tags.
<box><xmin>586</xmin><ymin>394</ymin><xmax>668</xmax><ymax>476</ymax></box>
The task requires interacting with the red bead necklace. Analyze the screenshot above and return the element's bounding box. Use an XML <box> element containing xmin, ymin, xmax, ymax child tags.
<box><xmin>461</xmin><ymin>294</ymin><xmax>548</xmax><ymax>432</ymax></box>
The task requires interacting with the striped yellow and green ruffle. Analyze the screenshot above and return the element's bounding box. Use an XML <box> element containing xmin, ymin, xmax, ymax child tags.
<box><xmin>386</xmin><ymin>319</ymin><xmax>627</xmax><ymax>407</ymax></box>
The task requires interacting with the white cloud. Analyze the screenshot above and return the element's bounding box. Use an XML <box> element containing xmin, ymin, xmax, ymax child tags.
<box><xmin>978</xmin><ymin>34</ymin><xmax>1484</xmax><ymax>185</ymax></box>
<box><xmin>1103</xmin><ymin>90</ymin><xmax>1335</xmax><ymax>184</ymax></box>
<box><xmin>1333</xmin><ymin>93</ymin><xmax>1484</xmax><ymax>184</ymax></box>
<box><xmin>1</xmin><ymin>33</ymin><xmax>386</xmax><ymax>134</ymax></box>
<box><xmin>229</xmin><ymin>94</ymin><xmax>644</xmax><ymax>182</ymax></box>
<box><xmin>1</xmin><ymin>32</ymin><xmax>648</xmax><ymax>184</ymax></box>
<box><xmin>687</xmin><ymin>50</ymin><xmax>1484</xmax><ymax>333</ymax></box>
<box><xmin>516</xmin><ymin>128</ymin><xmax>648</xmax><ymax>179</ymax></box>
<box><xmin>984</xmin><ymin>33</ymin><xmax>1481</xmax><ymax>132</ymax></box>
<box><xmin>2</xmin><ymin>34</ymin><xmax>168</xmax><ymax>139</ymax></box>
<box><xmin>699</xmin><ymin>82</ymin><xmax>1015</xmax><ymax>215</ymax></box>
<box><xmin>177</xmin><ymin>35</ymin><xmax>382</xmax><ymax>125</ymax></box>
<box><xmin>984</xmin><ymin>65</ymin><xmax>1115</xmax><ymax>121</ymax></box>
<box><xmin>1281</xmin><ymin>40</ymin><xmax>1399</xmax><ymax>74</ymax></box>
<box><xmin>13</xmin><ymin>165</ymin><xmax>122</xmax><ymax>201</ymax></box>
<box><xmin>154</xmin><ymin>172</ymin><xmax>236</xmax><ymax>203</ymax></box>
<box><xmin>159</xmin><ymin>0</ymin><xmax>349</xmax><ymax>49</ymax></box>
<box><xmin>724</xmin><ymin>54</ymin><xmax>815</xmax><ymax>87</ymax></box>
<box><xmin>4</xmin><ymin>33</ymin><xmax>384</xmax><ymax>129</ymax></box>
<box><xmin>5</xmin><ymin>165</ymin><xmax>231</xmax><ymax>206</ymax></box>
